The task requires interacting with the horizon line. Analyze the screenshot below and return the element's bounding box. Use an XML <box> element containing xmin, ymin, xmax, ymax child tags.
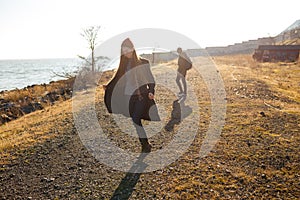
<box><xmin>0</xmin><ymin>57</ymin><xmax>79</xmax><ymax>61</ymax></box>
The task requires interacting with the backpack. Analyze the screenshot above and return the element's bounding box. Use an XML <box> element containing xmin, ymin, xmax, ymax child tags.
<box><xmin>182</xmin><ymin>52</ymin><xmax>192</xmax><ymax>70</ymax></box>
<box><xmin>185</xmin><ymin>61</ymin><xmax>192</xmax><ymax>70</ymax></box>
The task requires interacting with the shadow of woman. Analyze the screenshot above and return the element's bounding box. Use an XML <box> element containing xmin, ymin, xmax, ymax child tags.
<box><xmin>164</xmin><ymin>99</ymin><xmax>192</xmax><ymax>132</ymax></box>
<box><xmin>110</xmin><ymin>99</ymin><xmax>192</xmax><ymax>199</ymax></box>
<box><xmin>110</xmin><ymin>153</ymin><xmax>148</xmax><ymax>200</ymax></box>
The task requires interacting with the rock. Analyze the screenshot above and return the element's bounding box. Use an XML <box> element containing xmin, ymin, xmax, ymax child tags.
<box><xmin>246</xmin><ymin>140</ymin><xmax>251</xmax><ymax>147</ymax></box>
<box><xmin>260</xmin><ymin>111</ymin><xmax>266</xmax><ymax>117</ymax></box>
<box><xmin>33</xmin><ymin>102</ymin><xmax>43</xmax><ymax>110</ymax></box>
<box><xmin>20</xmin><ymin>104</ymin><xmax>35</xmax><ymax>114</ymax></box>
<box><xmin>0</xmin><ymin>98</ymin><xmax>7</xmax><ymax>103</ymax></box>
<box><xmin>1</xmin><ymin>114</ymin><xmax>13</xmax><ymax>124</ymax></box>
<box><xmin>41</xmin><ymin>177</ymin><xmax>55</xmax><ymax>183</ymax></box>
<box><xmin>20</xmin><ymin>102</ymin><xmax>43</xmax><ymax>114</ymax></box>
<box><xmin>1</xmin><ymin>102</ymin><xmax>15</xmax><ymax>110</ymax></box>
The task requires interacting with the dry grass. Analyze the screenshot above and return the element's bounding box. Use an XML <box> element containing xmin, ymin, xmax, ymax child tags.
<box><xmin>1</xmin><ymin>78</ymin><xmax>74</xmax><ymax>103</ymax></box>
<box><xmin>0</xmin><ymin>99</ymin><xmax>73</xmax><ymax>164</ymax></box>
<box><xmin>278</xmin><ymin>38</ymin><xmax>300</xmax><ymax>45</ymax></box>
<box><xmin>0</xmin><ymin>55</ymin><xmax>299</xmax><ymax>199</ymax></box>
<box><xmin>214</xmin><ymin>54</ymin><xmax>300</xmax><ymax>110</ymax></box>
<box><xmin>0</xmin><ymin>70</ymin><xmax>114</xmax><ymax>164</ymax></box>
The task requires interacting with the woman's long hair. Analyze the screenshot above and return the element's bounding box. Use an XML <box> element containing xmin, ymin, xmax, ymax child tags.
<box><xmin>115</xmin><ymin>38</ymin><xmax>141</xmax><ymax>79</ymax></box>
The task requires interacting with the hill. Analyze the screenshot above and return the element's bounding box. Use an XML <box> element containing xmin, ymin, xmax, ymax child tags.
<box><xmin>0</xmin><ymin>55</ymin><xmax>299</xmax><ymax>199</ymax></box>
<box><xmin>281</xmin><ymin>19</ymin><xmax>300</xmax><ymax>33</ymax></box>
<box><xmin>206</xmin><ymin>19</ymin><xmax>300</xmax><ymax>56</ymax></box>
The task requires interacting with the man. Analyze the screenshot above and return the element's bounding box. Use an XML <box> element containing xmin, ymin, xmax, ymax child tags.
<box><xmin>176</xmin><ymin>47</ymin><xmax>192</xmax><ymax>97</ymax></box>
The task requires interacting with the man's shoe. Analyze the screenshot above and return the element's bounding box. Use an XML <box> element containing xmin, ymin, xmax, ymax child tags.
<box><xmin>177</xmin><ymin>92</ymin><xmax>184</xmax><ymax>97</ymax></box>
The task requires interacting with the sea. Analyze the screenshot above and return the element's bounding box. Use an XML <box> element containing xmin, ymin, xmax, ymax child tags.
<box><xmin>0</xmin><ymin>58</ymin><xmax>115</xmax><ymax>92</ymax></box>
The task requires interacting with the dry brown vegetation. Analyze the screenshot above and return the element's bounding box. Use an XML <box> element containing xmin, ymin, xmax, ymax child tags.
<box><xmin>0</xmin><ymin>78</ymin><xmax>75</xmax><ymax>125</ymax></box>
<box><xmin>1</xmin><ymin>78</ymin><xmax>74</xmax><ymax>103</ymax></box>
<box><xmin>278</xmin><ymin>38</ymin><xmax>300</xmax><ymax>45</ymax></box>
<box><xmin>0</xmin><ymin>55</ymin><xmax>299</xmax><ymax>199</ymax></box>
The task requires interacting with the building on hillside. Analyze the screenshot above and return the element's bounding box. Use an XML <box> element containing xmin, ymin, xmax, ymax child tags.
<box><xmin>140</xmin><ymin>51</ymin><xmax>177</xmax><ymax>64</ymax></box>
<box><xmin>252</xmin><ymin>45</ymin><xmax>300</xmax><ymax>62</ymax></box>
<box><xmin>205</xmin><ymin>37</ymin><xmax>274</xmax><ymax>56</ymax></box>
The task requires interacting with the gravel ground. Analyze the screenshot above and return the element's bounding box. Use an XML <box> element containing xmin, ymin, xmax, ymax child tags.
<box><xmin>1</xmin><ymin>56</ymin><xmax>299</xmax><ymax>199</ymax></box>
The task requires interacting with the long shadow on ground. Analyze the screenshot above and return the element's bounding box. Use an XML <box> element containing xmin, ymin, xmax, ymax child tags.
<box><xmin>110</xmin><ymin>153</ymin><xmax>147</xmax><ymax>200</ymax></box>
<box><xmin>164</xmin><ymin>98</ymin><xmax>192</xmax><ymax>132</ymax></box>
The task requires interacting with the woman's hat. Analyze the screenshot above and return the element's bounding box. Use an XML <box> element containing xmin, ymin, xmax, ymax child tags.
<box><xmin>122</xmin><ymin>38</ymin><xmax>134</xmax><ymax>48</ymax></box>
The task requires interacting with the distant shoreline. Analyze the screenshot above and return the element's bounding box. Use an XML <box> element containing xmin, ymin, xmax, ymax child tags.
<box><xmin>0</xmin><ymin>76</ymin><xmax>73</xmax><ymax>93</ymax></box>
<box><xmin>0</xmin><ymin>57</ymin><xmax>78</xmax><ymax>61</ymax></box>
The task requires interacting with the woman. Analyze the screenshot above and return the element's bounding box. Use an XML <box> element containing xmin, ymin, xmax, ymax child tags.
<box><xmin>104</xmin><ymin>38</ymin><xmax>160</xmax><ymax>153</ymax></box>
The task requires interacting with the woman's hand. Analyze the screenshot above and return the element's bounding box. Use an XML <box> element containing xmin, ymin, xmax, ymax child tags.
<box><xmin>148</xmin><ymin>92</ymin><xmax>154</xmax><ymax>100</ymax></box>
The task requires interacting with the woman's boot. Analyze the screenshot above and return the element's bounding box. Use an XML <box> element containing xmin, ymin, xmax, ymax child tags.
<box><xmin>139</xmin><ymin>138</ymin><xmax>152</xmax><ymax>153</ymax></box>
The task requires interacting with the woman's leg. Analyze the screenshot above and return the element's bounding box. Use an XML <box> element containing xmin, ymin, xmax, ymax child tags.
<box><xmin>131</xmin><ymin>95</ymin><xmax>152</xmax><ymax>152</ymax></box>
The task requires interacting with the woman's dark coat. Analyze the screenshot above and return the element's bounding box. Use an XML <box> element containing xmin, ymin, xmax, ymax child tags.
<box><xmin>104</xmin><ymin>58</ymin><xmax>160</xmax><ymax>121</ymax></box>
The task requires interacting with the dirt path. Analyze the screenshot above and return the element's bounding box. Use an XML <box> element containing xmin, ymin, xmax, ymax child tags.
<box><xmin>1</xmin><ymin>55</ymin><xmax>299</xmax><ymax>199</ymax></box>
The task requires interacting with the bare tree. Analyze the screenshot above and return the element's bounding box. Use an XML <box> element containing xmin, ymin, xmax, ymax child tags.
<box><xmin>78</xmin><ymin>26</ymin><xmax>101</xmax><ymax>72</ymax></box>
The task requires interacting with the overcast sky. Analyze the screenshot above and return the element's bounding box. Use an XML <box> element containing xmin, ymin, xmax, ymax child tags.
<box><xmin>0</xmin><ymin>0</ymin><xmax>299</xmax><ymax>59</ymax></box>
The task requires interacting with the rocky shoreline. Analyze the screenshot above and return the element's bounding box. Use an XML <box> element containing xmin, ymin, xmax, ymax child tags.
<box><xmin>0</xmin><ymin>78</ymin><xmax>74</xmax><ymax>125</ymax></box>
<box><xmin>0</xmin><ymin>69</ymin><xmax>116</xmax><ymax>126</ymax></box>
